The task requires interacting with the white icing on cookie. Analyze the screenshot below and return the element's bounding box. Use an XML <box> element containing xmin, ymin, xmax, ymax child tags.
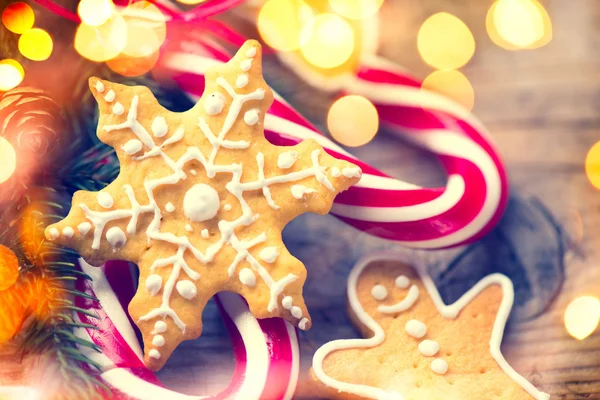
<box><xmin>183</xmin><ymin>184</ymin><xmax>220</xmax><ymax>222</ymax></box>
<box><xmin>378</xmin><ymin>285</ymin><xmax>419</xmax><ymax>314</ymax></box>
<box><xmin>201</xmin><ymin>229</ymin><xmax>209</xmax><ymax>239</ymax></box>
<box><xmin>342</xmin><ymin>166</ymin><xmax>362</xmax><ymax>178</ymax></box>
<box><xmin>104</xmin><ymin>90</ymin><xmax>115</xmax><ymax>102</ymax></box>
<box><xmin>282</xmin><ymin>296</ymin><xmax>293</xmax><ymax>310</ymax></box>
<box><xmin>223</xmin><ymin>204</ymin><xmax>232</xmax><ymax>211</ymax></box>
<box><xmin>47</xmin><ymin>227</ymin><xmax>59</xmax><ymax>240</ymax></box>
<box><xmin>153</xmin><ymin>320</ymin><xmax>167</xmax><ymax>334</ymax></box>
<box><xmin>106</xmin><ymin>226</ymin><xmax>126</xmax><ymax>249</ymax></box>
<box><xmin>291</xmin><ymin>185</ymin><xmax>316</xmax><ymax>199</ymax></box>
<box><xmin>277</xmin><ymin>151</ymin><xmax>298</xmax><ymax>169</ymax></box>
<box><xmin>152</xmin><ymin>335</ymin><xmax>165</xmax><ymax>347</ymax></box>
<box><xmin>291</xmin><ymin>306</ymin><xmax>302</xmax><ymax>319</ymax></box>
<box><xmin>122</xmin><ymin>139</ymin><xmax>143</xmax><ymax>155</ymax></box>
<box><xmin>77</xmin><ymin>222</ymin><xmax>92</xmax><ymax>236</ymax></box>
<box><xmin>176</xmin><ymin>280</ymin><xmax>197</xmax><ymax>300</ymax></box>
<box><xmin>113</xmin><ymin>102</ymin><xmax>124</xmax><ymax>116</ymax></box>
<box><xmin>204</xmin><ymin>92</ymin><xmax>225</xmax><ymax>115</ymax></box>
<box><xmin>244</xmin><ymin>108</ymin><xmax>260</xmax><ymax>126</ymax></box>
<box><xmin>370</xmin><ymin>284</ymin><xmax>388</xmax><ymax>301</ymax></box>
<box><xmin>240</xmin><ymin>59</ymin><xmax>252</xmax><ymax>71</ymax></box>
<box><xmin>145</xmin><ymin>274</ymin><xmax>162</xmax><ymax>296</ymax></box>
<box><xmin>299</xmin><ymin>318</ymin><xmax>309</xmax><ymax>330</ymax></box>
<box><xmin>97</xmin><ymin>192</ymin><xmax>114</xmax><ymax>209</ymax></box>
<box><xmin>148</xmin><ymin>349</ymin><xmax>161</xmax><ymax>359</ymax></box>
<box><xmin>395</xmin><ymin>275</ymin><xmax>410</xmax><ymax>289</ymax></box>
<box><xmin>239</xmin><ymin>268</ymin><xmax>256</xmax><ymax>287</ymax></box>
<box><xmin>418</xmin><ymin>340</ymin><xmax>439</xmax><ymax>357</ymax></box>
<box><xmin>431</xmin><ymin>358</ymin><xmax>448</xmax><ymax>375</ymax></box>
<box><xmin>190</xmin><ymin>170</ymin><xmax>197</xmax><ymax>175</ymax></box>
<box><xmin>236</xmin><ymin>74</ymin><xmax>249</xmax><ymax>88</ymax></box>
<box><xmin>185</xmin><ymin>224</ymin><xmax>193</xmax><ymax>232</ymax></box>
<box><xmin>62</xmin><ymin>227</ymin><xmax>75</xmax><ymax>238</ymax></box>
<box><xmin>246</xmin><ymin>47</ymin><xmax>256</xmax><ymax>57</ymax></box>
<box><xmin>95</xmin><ymin>81</ymin><xmax>105</xmax><ymax>93</ymax></box>
<box><xmin>259</xmin><ymin>246</ymin><xmax>279</xmax><ymax>263</ymax></box>
<box><xmin>405</xmin><ymin>319</ymin><xmax>427</xmax><ymax>339</ymax></box>
<box><xmin>165</xmin><ymin>202</ymin><xmax>175</xmax><ymax>213</ymax></box>
<box><xmin>151</xmin><ymin>116</ymin><xmax>168</xmax><ymax>138</ymax></box>
<box><xmin>330</xmin><ymin>167</ymin><xmax>341</xmax><ymax>177</ymax></box>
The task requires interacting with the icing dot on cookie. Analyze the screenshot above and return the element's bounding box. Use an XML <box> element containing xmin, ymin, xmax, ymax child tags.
<box><xmin>113</xmin><ymin>102</ymin><xmax>124</xmax><ymax>116</ymax></box>
<box><xmin>62</xmin><ymin>227</ymin><xmax>75</xmax><ymax>238</ymax></box>
<box><xmin>239</xmin><ymin>268</ymin><xmax>256</xmax><ymax>287</ymax></box>
<box><xmin>405</xmin><ymin>319</ymin><xmax>427</xmax><ymax>339</ymax></box>
<box><xmin>149</xmin><ymin>349</ymin><xmax>161</xmax><ymax>359</ymax></box>
<box><xmin>104</xmin><ymin>90</ymin><xmax>115</xmax><ymax>102</ymax></box>
<box><xmin>330</xmin><ymin>167</ymin><xmax>341</xmax><ymax>178</ymax></box>
<box><xmin>77</xmin><ymin>222</ymin><xmax>92</xmax><ymax>236</ymax></box>
<box><xmin>371</xmin><ymin>284</ymin><xmax>388</xmax><ymax>301</ymax></box>
<box><xmin>204</xmin><ymin>92</ymin><xmax>225</xmax><ymax>115</ymax></box>
<box><xmin>223</xmin><ymin>204</ymin><xmax>232</xmax><ymax>211</ymax></box>
<box><xmin>418</xmin><ymin>340</ymin><xmax>440</xmax><ymax>357</ymax></box>
<box><xmin>299</xmin><ymin>318</ymin><xmax>309</xmax><ymax>330</ymax></box>
<box><xmin>97</xmin><ymin>192</ymin><xmax>114</xmax><ymax>208</ymax></box>
<box><xmin>176</xmin><ymin>280</ymin><xmax>197</xmax><ymax>300</ymax></box>
<box><xmin>201</xmin><ymin>229</ymin><xmax>209</xmax><ymax>239</ymax></box>
<box><xmin>431</xmin><ymin>358</ymin><xmax>448</xmax><ymax>375</ymax></box>
<box><xmin>395</xmin><ymin>275</ymin><xmax>410</xmax><ymax>289</ymax></box>
<box><xmin>47</xmin><ymin>227</ymin><xmax>59</xmax><ymax>240</ymax></box>
<box><xmin>244</xmin><ymin>108</ymin><xmax>260</xmax><ymax>126</ymax></box>
<box><xmin>291</xmin><ymin>184</ymin><xmax>316</xmax><ymax>200</ymax></box>
<box><xmin>145</xmin><ymin>274</ymin><xmax>163</xmax><ymax>296</ymax></box>
<box><xmin>190</xmin><ymin>170</ymin><xmax>197</xmax><ymax>176</ymax></box>
<box><xmin>185</xmin><ymin>224</ymin><xmax>193</xmax><ymax>232</ymax></box>
<box><xmin>122</xmin><ymin>139</ymin><xmax>143</xmax><ymax>155</ymax></box>
<box><xmin>165</xmin><ymin>202</ymin><xmax>175</xmax><ymax>213</ymax></box>
<box><xmin>282</xmin><ymin>296</ymin><xmax>293</xmax><ymax>310</ymax></box>
<box><xmin>152</xmin><ymin>335</ymin><xmax>165</xmax><ymax>347</ymax></box>
<box><xmin>236</xmin><ymin>74</ymin><xmax>249</xmax><ymax>88</ymax></box>
<box><xmin>151</xmin><ymin>116</ymin><xmax>168</xmax><ymax>138</ymax></box>
<box><xmin>246</xmin><ymin>47</ymin><xmax>257</xmax><ymax>57</ymax></box>
<box><xmin>342</xmin><ymin>166</ymin><xmax>362</xmax><ymax>178</ymax></box>
<box><xmin>153</xmin><ymin>320</ymin><xmax>167</xmax><ymax>334</ymax></box>
<box><xmin>95</xmin><ymin>81</ymin><xmax>105</xmax><ymax>92</ymax></box>
<box><xmin>277</xmin><ymin>151</ymin><xmax>298</xmax><ymax>169</ymax></box>
<box><xmin>291</xmin><ymin>306</ymin><xmax>303</xmax><ymax>319</ymax></box>
<box><xmin>241</xmin><ymin>59</ymin><xmax>252</xmax><ymax>71</ymax></box>
<box><xmin>183</xmin><ymin>184</ymin><xmax>220</xmax><ymax>222</ymax></box>
<box><xmin>259</xmin><ymin>246</ymin><xmax>279</xmax><ymax>263</ymax></box>
<box><xmin>106</xmin><ymin>226</ymin><xmax>126</xmax><ymax>249</ymax></box>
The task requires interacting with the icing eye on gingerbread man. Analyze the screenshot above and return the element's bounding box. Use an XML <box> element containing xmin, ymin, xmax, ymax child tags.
<box><xmin>311</xmin><ymin>256</ymin><xmax>550</xmax><ymax>400</ymax></box>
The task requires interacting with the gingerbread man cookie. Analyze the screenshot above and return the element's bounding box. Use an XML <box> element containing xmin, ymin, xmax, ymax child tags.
<box><xmin>44</xmin><ymin>40</ymin><xmax>361</xmax><ymax>370</ymax></box>
<box><xmin>311</xmin><ymin>255</ymin><xmax>550</xmax><ymax>400</ymax></box>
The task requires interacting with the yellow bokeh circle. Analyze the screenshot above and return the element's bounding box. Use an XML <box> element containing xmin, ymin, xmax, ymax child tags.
<box><xmin>78</xmin><ymin>0</ymin><xmax>114</xmax><ymax>27</ymax></box>
<box><xmin>258</xmin><ymin>0</ymin><xmax>313</xmax><ymax>52</ymax></box>
<box><xmin>300</xmin><ymin>13</ymin><xmax>355</xmax><ymax>69</ymax></box>
<box><xmin>328</xmin><ymin>95</ymin><xmax>379</xmax><ymax>147</ymax></box>
<box><xmin>0</xmin><ymin>59</ymin><xmax>24</xmax><ymax>91</ymax></box>
<box><xmin>121</xmin><ymin>1</ymin><xmax>167</xmax><ymax>58</ymax></box>
<box><xmin>487</xmin><ymin>0</ymin><xmax>552</xmax><ymax>50</ymax></box>
<box><xmin>564</xmin><ymin>296</ymin><xmax>600</xmax><ymax>340</ymax></box>
<box><xmin>75</xmin><ymin>14</ymin><xmax>127</xmax><ymax>62</ymax></box>
<box><xmin>328</xmin><ymin>0</ymin><xmax>384</xmax><ymax>20</ymax></box>
<box><xmin>585</xmin><ymin>141</ymin><xmax>600</xmax><ymax>190</ymax></box>
<box><xmin>1</xmin><ymin>1</ymin><xmax>34</xmax><ymax>34</ymax></box>
<box><xmin>417</xmin><ymin>12</ymin><xmax>475</xmax><ymax>70</ymax></box>
<box><xmin>18</xmin><ymin>28</ymin><xmax>53</xmax><ymax>61</ymax></box>
<box><xmin>422</xmin><ymin>69</ymin><xmax>475</xmax><ymax>112</ymax></box>
<box><xmin>0</xmin><ymin>137</ymin><xmax>17</xmax><ymax>184</ymax></box>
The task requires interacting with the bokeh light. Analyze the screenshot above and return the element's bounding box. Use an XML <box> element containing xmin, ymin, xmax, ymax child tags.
<box><xmin>0</xmin><ymin>137</ymin><xmax>17</xmax><ymax>184</ymax></box>
<box><xmin>0</xmin><ymin>59</ymin><xmax>24</xmax><ymax>91</ymax></box>
<box><xmin>176</xmin><ymin>0</ymin><xmax>208</xmax><ymax>5</ymax></box>
<box><xmin>78</xmin><ymin>0</ymin><xmax>114</xmax><ymax>27</ymax></box>
<box><xmin>327</xmin><ymin>95</ymin><xmax>379</xmax><ymax>147</ymax></box>
<box><xmin>1</xmin><ymin>1</ymin><xmax>34</xmax><ymax>34</ymax></box>
<box><xmin>258</xmin><ymin>0</ymin><xmax>313</xmax><ymax>52</ymax></box>
<box><xmin>422</xmin><ymin>69</ymin><xmax>475</xmax><ymax>112</ymax></box>
<box><xmin>121</xmin><ymin>1</ymin><xmax>167</xmax><ymax>58</ymax></box>
<box><xmin>328</xmin><ymin>0</ymin><xmax>384</xmax><ymax>20</ymax></box>
<box><xmin>107</xmin><ymin>50</ymin><xmax>159</xmax><ymax>77</ymax></box>
<box><xmin>18</xmin><ymin>28</ymin><xmax>53</xmax><ymax>61</ymax></box>
<box><xmin>75</xmin><ymin>14</ymin><xmax>127</xmax><ymax>62</ymax></box>
<box><xmin>0</xmin><ymin>245</ymin><xmax>19</xmax><ymax>291</ymax></box>
<box><xmin>417</xmin><ymin>12</ymin><xmax>475</xmax><ymax>70</ymax></box>
<box><xmin>300</xmin><ymin>13</ymin><xmax>355</xmax><ymax>69</ymax></box>
<box><xmin>586</xmin><ymin>141</ymin><xmax>600</xmax><ymax>190</ymax></box>
<box><xmin>488</xmin><ymin>0</ymin><xmax>551</xmax><ymax>50</ymax></box>
<box><xmin>564</xmin><ymin>296</ymin><xmax>600</xmax><ymax>340</ymax></box>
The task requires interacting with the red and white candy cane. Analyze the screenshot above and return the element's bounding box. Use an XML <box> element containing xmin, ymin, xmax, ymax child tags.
<box><xmin>74</xmin><ymin>260</ymin><xmax>299</xmax><ymax>400</ymax></box>
<box><xmin>159</xmin><ymin>26</ymin><xmax>509</xmax><ymax>249</ymax></box>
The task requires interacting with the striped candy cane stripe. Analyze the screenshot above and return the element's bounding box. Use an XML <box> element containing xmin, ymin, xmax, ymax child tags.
<box><xmin>73</xmin><ymin>260</ymin><xmax>299</xmax><ymax>400</ymax></box>
<box><xmin>158</xmin><ymin>33</ymin><xmax>508</xmax><ymax>249</ymax></box>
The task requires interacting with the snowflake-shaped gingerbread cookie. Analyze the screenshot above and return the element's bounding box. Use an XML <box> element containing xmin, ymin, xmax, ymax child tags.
<box><xmin>45</xmin><ymin>40</ymin><xmax>361</xmax><ymax>370</ymax></box>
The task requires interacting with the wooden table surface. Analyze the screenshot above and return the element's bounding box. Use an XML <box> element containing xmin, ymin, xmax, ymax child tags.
<box><xmin>155</xmin><ymin>1</ymin><xmax>600</xmax><ymax>398</ymax></box>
